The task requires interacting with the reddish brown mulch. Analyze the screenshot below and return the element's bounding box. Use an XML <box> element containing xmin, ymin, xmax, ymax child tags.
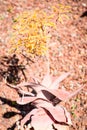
<box><xmin>0</xmin><ymin>0</ymin><xmax>87</xmax><ymax>130</ymax></box>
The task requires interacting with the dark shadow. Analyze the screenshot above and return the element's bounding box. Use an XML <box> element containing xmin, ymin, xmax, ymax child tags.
<box><xmin>0</xmin><ymin>54</ymin><xmax>27</xmax><ymax>84</ymax></box>
<box><xmin>3</xmin><ymin>111</ymin><xmax>20</xmax><ymax>118</ymax></box>
<box><xmin>42</xmin><ymin>90</ymin><xmax>61</xmax><ymax>106</ymax></box>
<box><xmin>80</xmin><ymin>11</ymin><xmax>87</xmax><ymax>18</ymax></box>
<box><xmin>0</xmin><ymin>96</ymin><xmax>34</xmax><ymax>130</ymax></box>
<box><xmin>7</xmin><ymin>123</ymin><xmax>16</xmax><ymax>130</ymax></box>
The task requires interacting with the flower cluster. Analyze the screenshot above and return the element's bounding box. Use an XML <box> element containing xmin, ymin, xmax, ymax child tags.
<box><xmin>10</xmin><ymin>9</ymin><xmax>55</xmax><ymax>56</ymax></box>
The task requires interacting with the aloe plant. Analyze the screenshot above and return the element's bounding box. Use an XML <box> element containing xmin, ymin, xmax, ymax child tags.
<box><xmin>7</xmin><ymin>72</ymin><xmax>85</xmax><ymax>130</ymax></box>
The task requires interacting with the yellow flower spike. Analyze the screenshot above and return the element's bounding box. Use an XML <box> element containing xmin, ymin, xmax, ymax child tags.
<box><xmin>9</xmin><ymin>9</ymin><xmax>56</xmax><ymax>56</ymax></box>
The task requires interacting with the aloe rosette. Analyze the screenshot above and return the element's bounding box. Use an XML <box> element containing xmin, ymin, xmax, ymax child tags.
<box><xmin>7</xmin><ymin>72</ymin><xmax>85</xmax><ymax>130</ymax></box>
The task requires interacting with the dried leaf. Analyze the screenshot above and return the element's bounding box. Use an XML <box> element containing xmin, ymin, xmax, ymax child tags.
<box><xmin>67</xmin><ymin>85</ymin><xmax>86</xmax><ymax>100</ymax></box>
<box><xmin>17</xmin><ymin>96</ymin><xmax>37</xmax><ymax>105</ymax></box>
<box><xmin>41</xmin><ymin>73</ymin><xmax>52</xmax><ymax>87</ymax></box>
<box><xmin>31</xmin><ymin>108</ymin><xmax>53</xmax><ymax>130</ymax></box>
<box><xmin>50</xmin><ymin>72</ymin><xmax>70</xmax><ymax>89</ymax></box>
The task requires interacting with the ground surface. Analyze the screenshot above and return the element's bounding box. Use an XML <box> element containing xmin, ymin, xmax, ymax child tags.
<box><xmin>0</xmin><ymin>0</ymin><xmax>87</xmax><ymax>130</ymax></box>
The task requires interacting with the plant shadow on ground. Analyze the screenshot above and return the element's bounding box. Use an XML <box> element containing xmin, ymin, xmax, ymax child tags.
<box><xmin>0</xmin><ymin>96</ymin><xmax>35</xmax><ymax>130</ymax></box>
<box><xmin>0</xmin><ymin>54</ymin><xmax>27</xmax><ymax>84</ymax></box>
<box><xmin>0</xmin><ymin>54</ymin><xmax>35</xmax><ymax>129</ymax></box>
